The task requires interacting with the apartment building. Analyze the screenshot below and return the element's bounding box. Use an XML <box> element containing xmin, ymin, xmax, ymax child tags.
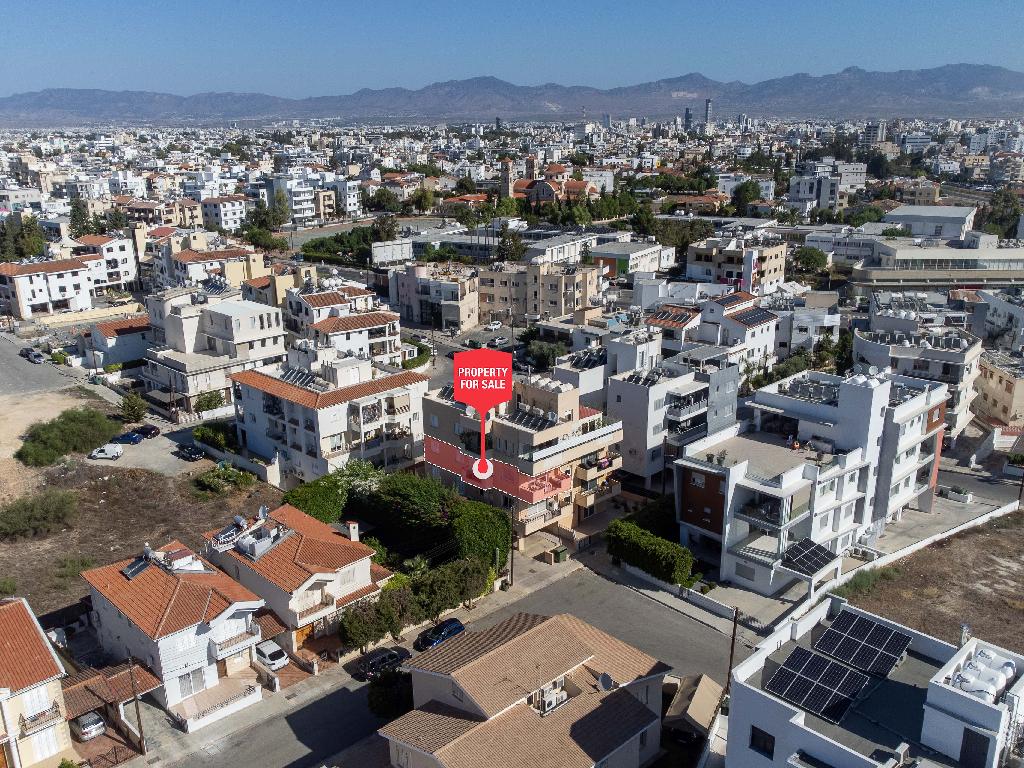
<box><xmin>230</xmin><ymin>357</ymin><xmax>428</xmax><ymax>485</ymax></box>
<box><xmin>0</xmin><ymin>258</ymin><xmax>93</xmax><ymax>319</ymax></box>
<box><xmin>380</xmin><ymin>612</ymin><xmax>669</xmax><ymax>768</ymax></box>
<box><xmin>241</xmin><ymin>263</ymin><xmax>317</xmax><ymax>309</ymax></box>
<box><xmin>975</xmin><ymin>289</ymin><xmax>1024</xmax><ymax>349</ymax></box>
<box><xmin>853</xmin><ymin>327</ymin><xmax>981</xmax><ymax>437</ymax></box>
<box><xmin>325</xmin><ymin>178</ymin><xmax>362</xmax><ymax>218</ymax></box>
<box><xmin>263</xmin><ymin>174</ymin><xmax>315</xmax><ymax>226</ymax></box>
<box><xmin>0</xmin><ymin>598</ymin><xmax>77</xmax><ymax>768</ymax></box>
<box><xmin>82</xmin><ymin>543</ymin><xmax>265</xmax><ymax>733</ymax></box>
<box><xmin>553</xmin><ymin>326</ymin><xmax>665</xmax><ymax>409</ymax></box>
<box><xmin>672</xmin><ymin>370</ymin><xmax>946</xmax><ymax>597</ymax></box>
<box><xmin>142</xmin><ymin>287</ymin><xmax>286</xmax><ymax>414</ymax></box>
<box><xmin>423</xmin><ymin>377</ymin><xmax>623</xmax><ymax>548</ymax></box>
<box><xmin>590</xmin><ymin>240</ymin><xmax>675</xmax><ymax>279</ymax></box>
<box><xmin>693</xmin><ymin>292</ymin><xmax>779</xmax><ymax>375</ymax></box>
<box><xmin>283</xmin><ymin>284</ymin><xmax>376</xmax><ymax>335</ymax></box>
<box><xmin>717</xmin><ymin>172</ymin><xmax>776</xmax><ymax>200</ymax></box>
<box><xmin>200</xmin><ymin>195</ymin><xmax>248</xmax><ymax>232</ymax></box>
<box><xmin>881</xmin><ymin>205</ymin><xmax>976</xmax><ymax>240</ymax></box>
<box><xmin>389</xmin><ymin>262</ymin><xmax>480</xmax><ymax>332</ymax></box>
<box><xmin>478</xmin><ymin>261</ymin><xmax>604</xmax><ymax>324</ymax></box>
<box><xmin>764</xmin><ymin>293</ymin><xmax>841</xmax><ymax>357</ymax></box>
<box><xmin>607</xmin><ymin>352</ymin><xmax>739</xmax><ymax>486</ymax></box>
<box><xmin>975</xmin><ymin>350</ymin><xmax>1024</xmax><ymax>428</ymax></box>
<box><xmin>305</xmin><ymin>310</ymin><xmax>403</xmax><ymax>367</ymax></box>
<box><xmin>728</xmin><ymin>597</ymin><xmax>1024</xmax><ymax>768</ymax></box>
<box><xmin>79</xmin><ymin>314</ymin><xmax>151</xmax><ymax>369</ymax></box>
<box><xmin>72</xmin><ymin>233</ymin><xmax>139</xmax><ymax>292</ymax></box>
<box><xmin>686</xmin><ymin>235</ymin><xmax>786</xmax><ymax>295</ymax></box>
<box><xmin>203</xmin><ymin>504</ymin><xmax>390</xmax><ymax>656</ymax></box>
<box><xmin>164</xmin><ymin>248</ymin><xmax>270</xmax><ymax>289</ymax></box>
<box><xmin>523</xmin><ymin>232</ymin><xmax>600</xmax><ymax>265</ymax></box>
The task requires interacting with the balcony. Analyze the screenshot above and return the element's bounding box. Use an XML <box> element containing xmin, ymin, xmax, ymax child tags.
<box><xmin>20</xmin><ymin>702</ymin><xmax>62</xmax><ymax>737</ymax></box>
<box><xmin>527</xmin><ymin>420</ymin><xmax>623</xmax><ymax>463</ymax></box>
<box><xmin>210</xmin><ymin>627</ymin><xmax>260</xmax><ymax>659</ymax></box>
<box><xmin>265</xmin><ymin>429</ymin><xmax>285</xmax><ymax>442</ymax></box>
<box><xmin>296</xmin><ymin>594</ymin><xmax>334</xmax><ymax>621</ymax></box>
<box><xmin>667</xmin><ymin>399</ymin><xmax>709</xmax><ymax>420</ymax></box>
<box><xmin>665</xmin><ymin>424</ymin><xmax>708</xmax><ymax>447</ymax></box>
<box><xmin>735</xmin><ymin>499</ymin><xmax>789</xmax><ymax>529</ymax></box>
<box><xmin>576</xmin><ymin>452</ymin><xmax>622</xmax><ymax>481</ymax></box>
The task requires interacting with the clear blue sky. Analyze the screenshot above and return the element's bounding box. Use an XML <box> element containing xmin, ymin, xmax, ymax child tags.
<box><xmin>2</xmin><ymin>0</ymin><xmax>1023</xmax><ymax>97</ymax></box>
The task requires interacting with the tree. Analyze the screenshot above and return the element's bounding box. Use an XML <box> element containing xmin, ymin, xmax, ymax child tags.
<box><xmin>69</xmin><ymin>200</ymin><xmax>92</xmax><ymax>238</ymax></box>
<box><xmin>371</xmin><ymin>214</ymin><xmax>398</xmax><ymax>242</ymax></box>
<box><xmin>494</xmin><ymin>224</ymin><xmax>526</xmax><ymax>262</ymax></box>
<box><xmin>106</xmin><ymin>208</ymin><xmax>128</xmax><ymax>231</ymax></box>
<box><xmin>269</xmin><ymin>190</ymin><xmax>291</xmax><ymax>228</ymax></box>
<box><xmin>411</xmin><ymin>563</ymin><xmax>462</xmax><ymax>620</ymax></box>
<box><xmin>794</xmin><ymin>246</ymin><xmax>828</xmax><ymax>273</ymax></box>
<box><xmin>455</xmin><ymin>176</ymin><xmax>477</xmax><ymax>195</ymax></box>
<box><xmin>338</xmin><ymin>600</ymin><xmax>384</xmax><ymax>652</ymax></box>
<box><xmin>866</xmin><ymin>153</ymin><xmax>891</xmax><ymax>180</ymax></box>
<box><xmin>451</xmin><ymin>500</ymin><xmax>511</xmax><ymax>570</ymax></box>
<box><xmin>193</xmin><ymin>390</ymin><xmax>224</xmax><ymax>415</ymax></box>
<box><xmin>981</xmin><ymin>188</ymin><xmax>1022</xmax><ymax>238</ymax></box>
<box><xmin>730</xmin><ymin>179</ymin><xmax>762</xmax><ymax>216</ymax></box>
<box><xmin>527</xmin><ymin>340</ymin><xmax>567</xmax><ymax>370</ymax></box>
<box><xmin>376</xmin><ymin>585</ymin><xmax>421</xmax><ymax>640</ymax></box>
<box><xmin>367</xmin><ymin>671</ymin><xmax>414</xmax><ymax>720</ymax></box>
<box><xmin>120</xmin><ymin>392</ymin><xmax>147</xmax><ymax>423</ymax></box>
<box><xmin>410</xmin><ymin>187</ymin><xmax>435</xmax><ymax>213</ymax></box>
<box><xmin>630</xmin><ymin>205</ymin><xmax>656</xmax><ymax>236</ymax></box>
<box><xmin>283</xmin><ymin>471</ymin><xmax>350</xmax><ymax>523</ymax></box>
<box><xmin>3</xmin><ymin>216</ymin><xmax>46</xmax><ymax>260</ymax></box>
<box><xmin>374</xmin><ymin>472</ymin><xmax>458</xmax><ymax>531</ymax></box>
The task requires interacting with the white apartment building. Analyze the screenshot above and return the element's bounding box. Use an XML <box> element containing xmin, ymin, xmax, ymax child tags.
<box><xmin>203</xmin><ymin>504</ymin><xmax>391</xmax><ymax>655</ymax></box>
<box><xmin>881</xmin><ymin>205</ymin><xmax>976</xmax><ymax>240</ymax></box>
<box><xmin>673</xmin><ymin>370</ymin><xmax>946</xmax><ymax>597</ymax></box>
<box><xmin>853</xmin><ymin>327</ymin><xmax>981</xmax><ymax>438</ymax></box>
<box><xmin>142</xmin><ymin>288</ymin><xmax>286</xmax><ymax>415</ymax></box>
<box><xmin>82</xmin><ymin>543</ymin><xmax>265</xmax><ymax>733</ymax></box>
<box><xmin>73</xmin><ymin>233</ymin><xmax>139</xmax><ymax>292</ymax></box>
<box><xmin>0</xmin><ymin>258</ymin><xmax>93</xmax><ymax>319</ymax></box>
<box><xmin>718</xmin><ymin>172</ymin><xmax>776</xmax><ymax>201</ymax></box>
<box><xmin>201</xmin><ymin>195</ymin><xmax>248</xmax><ymax>232</ymax></box>
<box><xmin>283</xmin><ymin>285</ymin><xmax>377</xmax><ymax>336</ymax></box>
<box><xmin>590</xmin><ymin>240</ymin><xmax>675</xmax><ymax>278</ymax></box>
<box><xmin>764</xmin><ymin>294</ymin><xmax>842</xmax><ymax>357</ymax></box>
<box><xmin>693</xmin><ymin>292</ymin><xmax>779</xmax><ymax>377</ymax></box>
<box><xmin>230</xmin><ymin>359</ymin><xmax>428</xmax><ymax>487</ymax></box>
<box><xmin>160</xmin><ymin>247</ymin><xmax>269</xmax><ymax>289</ymax></box>
<box><xmin>523</xmin><ymin>232</ymin><xmax>600</xmax><ymax>266</ymax></box>
<box><xmin>729</xmin><ymin>597</ymin><xmax>1024</xmax><ymax>768</ymax></box>
<box><xmin>305</xmin><ymin>310</ymin><xmax>403</xmax><ymax>367</ymax></box>
<box><xmin>264</xmin><ymin>174</ymin><xmax>315</xmax><ymax>226</ymax></box>
<box><xmin>326</xmin><ymin>178</ymin><xmax>362</xmax><ymax>218</ymax></box>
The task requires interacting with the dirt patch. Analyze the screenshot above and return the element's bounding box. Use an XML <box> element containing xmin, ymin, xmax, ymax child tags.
<box><xmin>847</xmin><ymin>510</ymin><xmax>1024</xmax><ymax>655</ymax></box>
<box><xmin>0</xmin><ymin>460</ymin><xmax>283</xmax><ymax>614</ymax></box>
<box><xmin>0</xmin><ymin>387</ymin><xmax>114</xmax><ymax>504</ymax></box>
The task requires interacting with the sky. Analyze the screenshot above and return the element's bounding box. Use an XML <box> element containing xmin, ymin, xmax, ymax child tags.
<box><xmin>2</xmin><ymin>0</ymin><xmax>1024</xmax><ymax>98</ymax></box>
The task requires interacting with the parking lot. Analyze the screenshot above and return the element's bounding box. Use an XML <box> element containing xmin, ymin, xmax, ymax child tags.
<box><xmin>0</xmin><ymin>335</ymin><xmax>76</xmax><ymax>395</ymax></box>
<box><xmin>84</xmin><ymin>423</ymin><xmax>210</xmax><ymax>477</ymax></box>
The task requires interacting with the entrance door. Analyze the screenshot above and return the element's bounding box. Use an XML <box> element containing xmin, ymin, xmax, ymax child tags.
<box><xmin>959</xmin><ymin>727</ymin><xmax>989</xmax><ymax>768</ymax></box>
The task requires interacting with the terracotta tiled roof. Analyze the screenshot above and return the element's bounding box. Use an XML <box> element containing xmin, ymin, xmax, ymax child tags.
<box><xmin>172</xmin><ymin>247</ymin><xmax>253</xmax><ymax>264</ymax></box>
<box><xmin>81</xmin><ymin>541</ymin><xmax>261</xmax><ymax>640</ymax></box>
<box><xmin>0</xmin><ymin>598</ymin><xmax>64</xmax><ymax>694</ymax></box>
<box><xmin>647</xmin><ymin>304</ymin><xmax>700</xmax><ymax>330</ymax></box>
<box><xmin>203</xmin><ymin>504</ymin><xmax>376</xmax><ymax>595</ymax></box>
<box><xmin>230</xmin><ymin>369</ymin><xmax>429</xmax><ymax>411</ymax></box>
<box><xmin>302</xmin><ymin>287</ymin><xmax>373</xmax><ymax>308</ymax></box>
<box><xmin>254</xmin><ymin>608</ymin><xmax>288</xmax><ymax>640</ymax></box>
<box><xmin>62</xmin><ymin>661</ymin><xmax>161</xmax><ymax>719</ymax></box>
<box><xmin>94</xmin><ymin>314</ymin><xmax>150</xmax><ymax>338</ymax></box>
<box><xmin>545</xmin><ymin>163</ymin><xmax>567</xmax><ymax>173</ymax></box>
<box><xmin>311</xmin><ymin>311</ymin><xmax>398</xmax><ymax>334</ymax></box>
<box><xmin>0</xmin><ymin>259</ymin><xmax>88</xmax><ymax>277</ymax></box>
<box><xmin>75</xmin><ymin>234</ymin><xmax>115</xmax><ymax>246</ymax></box>
<box><xmin>148</xmin><ymin>226</ymin><xmax>177</xmax><ymax>238</ymax></box>
<box><xmin>243</xmin><ymin>276</ymin><xmax>273</xmax><ymax>290</ymax></box>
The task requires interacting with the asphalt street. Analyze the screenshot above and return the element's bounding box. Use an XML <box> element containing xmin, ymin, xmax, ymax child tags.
<box><xmin>0</xmin><ymin>336</ymin><xmax>76</xmax><ymax>395</ymax></box>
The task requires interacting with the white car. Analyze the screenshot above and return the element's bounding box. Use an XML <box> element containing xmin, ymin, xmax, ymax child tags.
<box><xmin>255</xmin><ymin>640</ymin><xmax>289</xmax><ymax>671</ymax></box>
<box><xmin>89</xmin><ymin>444</ymin><xmax>123</xmax><ymax>461</ymax></box>
<box><xmin>485</xmin><ymin>320</ymin><xmax>502</xmax><ymax>331</ymax></box>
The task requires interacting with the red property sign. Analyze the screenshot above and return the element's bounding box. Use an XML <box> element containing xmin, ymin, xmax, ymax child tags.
<box><xmin>452</xmin><ymin>348</ymin><xmax>513</xmax><ymax>479</ymax></box>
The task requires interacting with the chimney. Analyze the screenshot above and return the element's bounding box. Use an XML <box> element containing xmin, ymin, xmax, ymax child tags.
<box><xmin>344</xmin><ymin>521</ymin><xmax>359</xmax><ymax>542</ymax></box>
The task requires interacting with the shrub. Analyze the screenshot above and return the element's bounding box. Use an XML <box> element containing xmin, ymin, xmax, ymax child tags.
<box><xmin>1008</xmin><ymin>453</ymin><xmax>1024</xmax><ymax>467</ymax></box>
<box><xmin>56</xmin><ymin>556</ymin><xmax>95</xmax><ymax>580</ymax></box>
<box><xmin>606</xmin><ymin>519</ymin><xmax>694</xmax><ymax>585</ymax></box>
<box><xmin>338</xmin><ymin>600</ymin><xmax>385</xmax><ymax>652</ymax></box>
<box><xmin>103</xmin><ymin>362</ymin><xmax>123</xmax><ymax>373</ymax></box>
<box><xmin>193</xmin><ymin>465</ymin><xmax>255</xmax><ymax>494</ymax></box>
<box><xmin>831</xmin><ymin>566</ymin><xmax>901</xmax><ymax>599</ymax></box>
<box><xmin>282</xmin><ymin>470</ymin><xmax>349</xmax><ymax>523</ymax></box>
<box><xmin>373</xmin><ymin>472</ymin><xmax>459</xmax><ymax>531</ymax></box>
<box><xmin>0</xmin><ymin>577</ymin><xmax>16</xmax><ymax>596</ymax></box>
<box><xmin>15</xmin><ymin>408</ymin><xmax>120</xmax><ymax>466</ymax></box>
<box><xmin>411</xmin><ymin>557</ymin><xmax>488</xmax><ymax>619</ymax></box>
<box><xmin>376</xmin><ymin>584</ymin><xmax>422</xmax><ymax>640</ymax></box>
<box><xmin>451</xmin><ymin>499</ymin><xmax>511</xmax><ymax>569</ymax></box>
<box><xmin>50</xmin><ymin>350</ymin><xmax>68</xmax><ymax>365</ymax></box>
<box><xmin>0</xmin><ymin>490</ymin><xmax>77</xmax><ymax>539</ymax></box>
<box><xmin>367</xmin><ymin>670</ymin><xmax>414</xmax><ymax>720</ymax></box>
<box><xmin>402</xmin><ymin>340</ymin><xmax>431</xmax><ymax>370</ymax></box>
<box><xmin>194</xmin><ymin>390</ymin><xmax>225</xmax><ymax>414</ymax></box>
<box><xmin>626</xmin><ymin>495</ymin><xmax>678</xmax><ymax>541</ymax></box>
<box><xmin>363</xmin><ymin>535</ymin><xmax>392</xmax><ymax>567</ymax></box>
<box><xmin>120</xmin><ymin>392</ymin><xmax>147</xmax><ymax>423</ymax></box>
<box><xmin>949</xmin><ymin>485</ymin><xmax>967</xmax><ymax>495</ymax></box>
<box><xmin>192</xmin><ymin>422</ymin><xmax>238</xmax><ymax>453</ymax></box>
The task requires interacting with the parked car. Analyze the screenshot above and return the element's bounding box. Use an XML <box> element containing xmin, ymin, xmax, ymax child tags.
<box><xmin>113</xmin><ymin>431</ymin><xmax>144</xmax><ymax>445</ymax></box>
<box><xmin>356</xmin><ymin>647</ymin><xmax>407</xmax><ymax>681</ymax></box>
<box><xmin>446</xmin><ymin>350</ymin><xmax>457</xmax><ymax>359</ymax></box>
<box><xmin>410</xmin><ymin>333</ymin><xmax>426</xmax><ymax>343</ymax></box>
<box><xmin>466</xmin><ymin>339</ymin><xmax>482</xmax><ymax>349</ymax></box>
<box><xmin>133</xmin><ymin>424</ymin><xmax>160</xmax><ymax>439</ymax></box>
<box><xmin>255</xmin><ymin>640</ymin><xmax>289</xmax><ymax>671</ymax></box>
<box><xmin>89</xmin><ymin>444</ymin><xmax>123</xmax><ymax>461</ymax></box>
<box><xmin>70</xmin><ymin>712</ymin><xmax>106</xmax><ymax>742</ymax></box>
<box><xmin>177</xmin><ymin>445</ymin><xmax>206</xmax><ymax>462</ymax></box>
<box><xmin>493</xmin><ymin>335</ymin><xmax>510</xmax><ymax>347</ymax></box>
<box><xmin>414</xmin><ymin>618</ymin><xmax>465</xmax><ymax>651</ymax></box>
<box><xmin>18</xmin><ymin>347</ymin><xmax>33</xmax><ymax>358</ymax></box>
<box><xmin>485</xmin><ymin>320</ymin><xmax>502</xmax><ymax>331</ymax></box>
<box><xmin>27</xmin><ymin>351</ymin><xmax>45</xmax><ymax>364</ymax></box>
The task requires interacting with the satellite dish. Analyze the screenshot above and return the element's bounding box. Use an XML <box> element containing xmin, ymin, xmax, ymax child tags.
<box><xmin>867</xmin><ymin>366</ymin><xmax>879</xmax><ymax>376</ymax></box>
<box><xmin>598</xmin><ymin>672</ymin><xmax>617</xmax><ymax>691</ymax></box>
<box><xmin>852</xmin><ymin>363</ymin><xmax>863</xmax><ymax>374</ymax></box>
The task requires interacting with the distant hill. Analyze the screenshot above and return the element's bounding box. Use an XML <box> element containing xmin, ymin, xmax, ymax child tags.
<box><xmin>2</xmin><ymin>64</ymin><xmax>1023</xmax><ymax>124</ymax></box>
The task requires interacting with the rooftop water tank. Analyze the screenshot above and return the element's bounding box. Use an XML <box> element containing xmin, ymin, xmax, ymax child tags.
<box><xmin>974</xmin><ymin>648</ymin><xmax>1017</xmax><ymax>681</ymax></box>
<box><xmin>964</xmin><ymin>660</ymin><xmax>1008</xmax><ymax>693</ymax></box>
<box><xmin>951</xmin><ymin>671</ymin><xmax>997</xmax><ymax>704</ymax></box>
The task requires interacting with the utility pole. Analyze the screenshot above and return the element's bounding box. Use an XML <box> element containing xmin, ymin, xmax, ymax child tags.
<box><xmin>724</xmin><ymin>608</ymin><xmax>739</xmax><ymax>699</ymax></box>
<box><xmin>128</xmin><ymin>656</ymin><xmax>147</xmax><ymax>754</ymax></box>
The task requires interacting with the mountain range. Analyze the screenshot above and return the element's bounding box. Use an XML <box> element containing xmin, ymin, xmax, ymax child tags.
<box><xmin>2</xmin><ymin>64</ymin><xmax>1023</xmax><ymax>124</ymax></box>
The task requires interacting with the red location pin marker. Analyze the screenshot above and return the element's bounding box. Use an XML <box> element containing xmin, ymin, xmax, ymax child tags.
<box><xmin>452</xmin><ymin>348</ymin><xmax>514</xmax><ymax>480</ymax></box>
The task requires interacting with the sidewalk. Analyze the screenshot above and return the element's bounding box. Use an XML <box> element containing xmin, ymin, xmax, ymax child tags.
<box><xmin>126</xmin><ymin>551</ymin><xmax>583</xmax><ymax>768</ymax></box>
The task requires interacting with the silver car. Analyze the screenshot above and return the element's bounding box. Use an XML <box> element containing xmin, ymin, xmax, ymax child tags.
<box><xmin>71</xmin><ymin>711</ymin><xmax>106</xmax><ymax>742</ymax></box>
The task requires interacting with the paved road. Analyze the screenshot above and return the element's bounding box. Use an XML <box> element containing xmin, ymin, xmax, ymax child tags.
<box><xmin>936</xmin><ymin>467</ymin><xmax>1021</xmax><ymax>506</ymax></box>
<box><xmin>0</xmin><ymin>336</ymin><xmax>76</xmax><ymax>395</ymax></box>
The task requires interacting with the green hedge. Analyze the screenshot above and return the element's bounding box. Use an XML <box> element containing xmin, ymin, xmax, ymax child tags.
<box><xmin>0</xmin><ymin>490</ymin><xmax>77</xmax><ymax>539</ymax></box>
<box><xmin>15</xmin><ymin>408</ymin><xmax>120</xmax><ymax>466</ymax></box>
<box><xmin>402</xmin><ymin>340</ymin><xmax>431</xmax><ymax>370</ymax></box>
<box><xmin>606</xmin><ymin>518</ymin><xmax>694</xmax><ymax>585</ymax></box>
<box><xmin>192</xmin><ymin>422</ymin><xmax>238</xmax><ymax>452</ymax></box>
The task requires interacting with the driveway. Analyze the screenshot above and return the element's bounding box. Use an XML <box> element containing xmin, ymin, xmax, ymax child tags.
<box><xmin>84</xmin><ymin>425</ymin><xmax>211</xmax><ymax>477</ymax></box>
<box><xmin>0</xmin><ymin>336</ymin><xmax>75</xmax><ymax>395</ymax></box>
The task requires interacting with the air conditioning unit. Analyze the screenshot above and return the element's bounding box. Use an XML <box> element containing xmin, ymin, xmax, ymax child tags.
<box><xmin>541</xmin><ymin>688</ymin><xmax>568</xmax><ymax>713</ymax></box>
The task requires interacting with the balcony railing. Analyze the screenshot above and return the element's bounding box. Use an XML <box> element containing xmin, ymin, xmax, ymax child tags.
<box><xmin>211</xmin><ymin>627</ymin><xmax>260</xmax><ymax>656</ymax></box>
<box><xmin>296</xmin><ymin>595</ymin><xmax>334</xmax><ymax>620</ymax></box>
<box><xmin>20</xmin><ymin>702</ymin><xmax>61</xmax><ymax>737</ymax></box>
<box><xmin>667</xmin><ymin>400</ymin><xmax>709</xmax><ymax>420</ymax></box>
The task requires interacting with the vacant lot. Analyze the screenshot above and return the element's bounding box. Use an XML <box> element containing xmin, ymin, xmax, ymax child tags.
<box><xmin>846</xmin><ymin>510</ymin><xmax>1024</xmax><ymax>655</ymax></box>
<box><xmin>0</xmin><ymin>461</ymin><xmax>283</xmax><ymax>613</ymax></box>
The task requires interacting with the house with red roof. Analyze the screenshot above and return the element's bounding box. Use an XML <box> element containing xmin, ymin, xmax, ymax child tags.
<box><xmin>78</xmin><ymin>313</ymin><xmax>151</xmax><ymax>369</ymax></box>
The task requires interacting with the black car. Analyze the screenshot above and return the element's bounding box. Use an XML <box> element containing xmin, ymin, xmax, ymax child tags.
<box><xmin>133</xmin><ymin>424</ymin><xmax>161</xmax><ymax>439</ymax></box>
<box><xmin>414</xmin><ymin>618</ymin><xmax>465</xmax><ymax>651</ymax></box>
<box><xmin>446</xmin><ymin>350</ymin><xmax>457</xmax><ymax>359</ymax></box>
<box><xmin>19</xmin><ymin>347</ymin><xmax>33</xmax><ymax>358</ymax></box>
<box><xmin>466</xmin><ymin>339</ymin><xmax>482</xmax><ymax>349</ymax></box>
<box><xmin>177</xmin><ymin>445</ymin><xmax>205</xmax><ymax>462</ymax></box>
<box><xmin>356</xmin><ymin>647</ymin><xmax>406</xmax><ymax>680</ymax></box>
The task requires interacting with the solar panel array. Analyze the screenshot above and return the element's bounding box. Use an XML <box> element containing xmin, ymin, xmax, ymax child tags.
<box><xmin>120</xmin><ymin>557</ymin><xmax>150</xmax><ymax>580</ymax></box>
<box><xmin>764</xmin><ymin>647</ymin><xmax>868</xmax><ymax>724</ymax></box>
<box><xmin>731</xmin><ymin>306</ymin><xmax>777</xmax><ymax>328</ymax></box>
<box><xmin>716</xmin><ymin>293</ymin><xmax>748</xmax><ymax>308</ymax></box>
<box><xmin>781</xmin><ymin>538</ymin><xmax>837</xmax><ymax>576</ymax></box>
<box><xmin>813</xmin><ymin>611</ymin><xmax>912</xmax><ymax>678</ymax></box>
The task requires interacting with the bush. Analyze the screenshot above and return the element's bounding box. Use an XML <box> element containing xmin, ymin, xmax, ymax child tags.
<box><xmin>192</xmin><ymin>422</ymin><xmax>238</xmax><ymax>453</ymax></box>
<box><xmin>0</xmin><ymin>490</ymin><xmax>77</xmax><ymax>539</ymax></box>
<box><xmin>50</xmin><ymin>350</ymin><xmax>68</xmax><ymax>365</ymax></box>
<box><xmin>451</xmin><ymin>499</ymin><xmax>511</xmax><ymax>569</ymax></box>
<box><xmin>411</xmin><ymin>557</ymin><xmax>488</xmax><ymax>619</ymax></box>
<box><xmin>103</xmin><ymin>362</ymin><xmax>123</xmax><ymax>373</ymax></box>
<box><xmin>0</xmin><ymin>577</ymin><xmax>16</xmax><ymax>596</ymax></box>
<box><xmin>363</xmin><ymin>535</ymin><xmax>392</xmax><ymax>567</ymax></box>
<box><xmin>402</xmin><ymin>340</ymin><xmax>431</xmax><ymax>370</ymax></box>
<box><xmin>367</xmin><ymin>670</ymin><xmax>414</xmax><ymax>720</ymax></box>
<box><xmin>56</xmin><ymin>556</ymin><xmax>95</xmax><ymax>580</ymax></box>
<box><xmin>15</xmin><ymin>408</ymin><xmax>120</xmax><ymax>466</ymax></box>
<box><xmin>626</xmin><ymin>496</ymin><xmax>678</xmax><ymax>541</ymax></box>
<box><xmin>120</xmin><ymin>392</ymin><xmax>147</xmax><ymax>423</ymax></box>
<box><xmin>339</xmin><ymin>600</ymin><xmax>385</xmax><ymax>652</ymax></box>
<box><xmin>606</xmin><ymin>519</ymin><xmax>694</xmax><ymax>585</ymax></box>
<box><xmin>193</xmin><ymin>465</ymin><xmax>255</xmax><ymax>494</ymax></box>
<box><xmin>194</xmin><ymin>390</ymin><xmax>225</xmax><ymax>414</ymax></box>
<box><xmin>376</xmin><ymin>584</ymin><xmax>422</xmax><ymax>640</ymax></box>
<box><xmin>1008</xmin><ymin>453</ymin><xmax>1024</xmax><ymax>467</ymax></box>
<box><xmin>949</xmin><ymin>485</ymin><xmax>967</xmax><ymax>495</ymax></box>
<box><xmin>831</xmin><ymin>566</ymin><xmax>901</xmax><ymax>599</ymax></box>
<box><xmin>373</xmin><ymin>472</ymin><xmax>458</xmax><ymax>531</ymax></box>
<box><xmin>283</xmin><ymin>470</ymin><xmax>350</xmax><ymax>523</ymax></box>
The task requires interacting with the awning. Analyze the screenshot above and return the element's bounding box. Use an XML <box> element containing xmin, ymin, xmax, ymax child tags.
<box><xmin>663</xmin><ymin>674</ymin><xmax>723</xmax><ymax>736</ymax></box>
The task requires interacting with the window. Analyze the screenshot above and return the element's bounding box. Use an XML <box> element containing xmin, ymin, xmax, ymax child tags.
<box><xmin>640</xmin><ymin>728</ymin><xmax>648</xmax><ymax>749</ymax></box>
<box><xmin>691</xmin><ymin>472</ymin><xmax>705</xmax><ymax>488</ymax></box>
<box><xmin>750</xmin><ymin>726</ymin><xmax>775</xmax><ymax>759</ymax></box>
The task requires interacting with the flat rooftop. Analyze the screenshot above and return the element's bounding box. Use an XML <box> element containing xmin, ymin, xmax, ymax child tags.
<box><xmin>884</xmin><ymin>205</ymin><xmax>975</xmax><ymax>219</ymax></box>
<box><xmin>753</xmin><ymin>621</ymin><xmax>953</xmax><ymax>766</ymax></box>
<box><xmin>700</xmin><ymin>431</ymin><xmax>828</xmax><ymax>481</ymax></box>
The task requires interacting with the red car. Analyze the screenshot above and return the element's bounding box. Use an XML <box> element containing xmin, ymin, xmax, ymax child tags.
<box><xmin>132</xmin><ymin>424</ymin><xmax>161</xmax><ymax>439</ymax></box>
